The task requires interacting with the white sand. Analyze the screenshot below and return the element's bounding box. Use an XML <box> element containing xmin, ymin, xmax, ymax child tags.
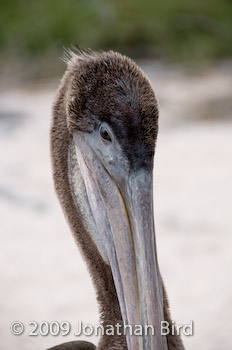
<box><xmin>0</xmin><ymin>63</ymin><xmax>231</xmax><ymax>350</ymax></box>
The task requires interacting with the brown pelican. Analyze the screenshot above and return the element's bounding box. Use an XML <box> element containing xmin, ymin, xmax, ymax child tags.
<box><xmin>49</xmin><ymin>50</ymin><xmax>184</xmax><ymax>350</ymax></box>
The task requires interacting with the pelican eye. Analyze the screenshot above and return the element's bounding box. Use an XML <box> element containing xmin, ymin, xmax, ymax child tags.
<box><xmin>100</xmin><ymin>126</ymin><xmax>112</xmax><ymax>142</ymax></box>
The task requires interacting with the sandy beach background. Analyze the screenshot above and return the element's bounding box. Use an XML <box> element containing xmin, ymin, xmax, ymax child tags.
<box><xmin>0</xmin><ymin>61</ymin><xmax>232</xmax><ymax>350</ymax></box>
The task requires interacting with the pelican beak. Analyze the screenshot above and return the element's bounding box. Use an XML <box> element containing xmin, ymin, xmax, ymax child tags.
<box><xmin>72</xmin><ymin>131</ymin><xmax>168</xmax><ymax>350</ymax></box>
<box><xmin>113</xmin><ymin>170</ymin><xmax>168</xmax><ymax>350</ymax></box>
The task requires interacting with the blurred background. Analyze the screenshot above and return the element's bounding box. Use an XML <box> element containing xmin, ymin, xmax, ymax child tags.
<box><xmin>0</xmin><ymin>1</ymin><xmax>232</xmax><ymax>350</ymax></box>
<box><xmin>1</xmin><ymin>0</ymin><xmax>232</xmax><ymax>83</ymax></box>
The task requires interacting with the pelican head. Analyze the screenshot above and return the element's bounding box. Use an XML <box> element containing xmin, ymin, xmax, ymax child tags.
<box><xmin>51</xmin><ymin>50</ymin><xmax>169</xmax><ymax>350</ymax></box>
